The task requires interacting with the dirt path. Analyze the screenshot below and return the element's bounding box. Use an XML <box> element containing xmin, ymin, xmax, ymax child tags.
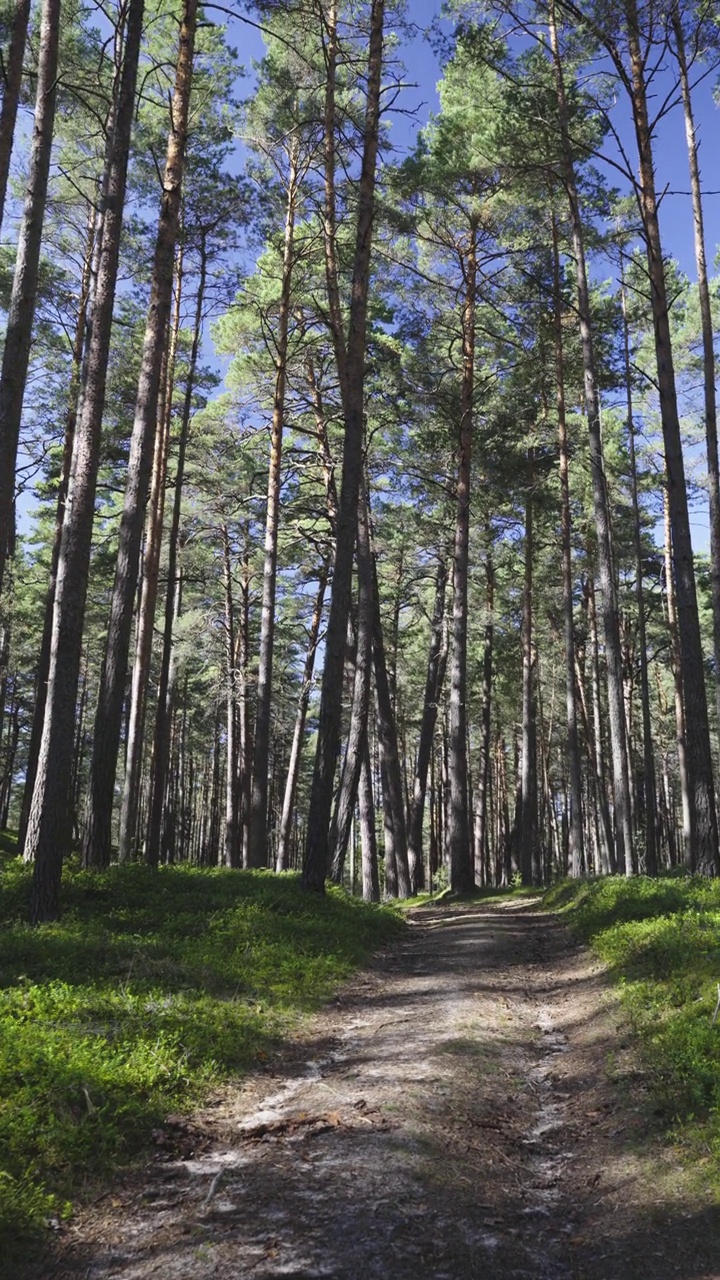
<box><xmin>46</xmin><ymin>901</ymin><xmax>720</xmax><ymax>1279</ymax></box>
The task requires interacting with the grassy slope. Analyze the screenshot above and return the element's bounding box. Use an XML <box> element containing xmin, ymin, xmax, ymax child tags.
<box><xmin>0</xmin><ymin>850</ymin><xmax>401</xmax><ymax>1263</ymax></box>
<box><xmin>545</xmin><ymin>874</ymin><xmax>720</xmax><ymax>1165</ymax></box>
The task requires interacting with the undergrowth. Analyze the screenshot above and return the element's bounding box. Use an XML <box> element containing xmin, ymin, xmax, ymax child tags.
<box><xmin>545</xmin><ymin>874</ymin><xmax>720</xmax><ymax>1166</ymax></box>
<box><xmin>0</xmin><ymin>853</ymin><xmax>400</xmax><ymax>1269</ymax></box>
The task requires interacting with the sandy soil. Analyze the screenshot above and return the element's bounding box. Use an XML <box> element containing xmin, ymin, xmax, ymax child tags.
<box><xmin>35</xmin><ymin>900</ymin><xmax>720</xmax><ymax>1279</ymax></box>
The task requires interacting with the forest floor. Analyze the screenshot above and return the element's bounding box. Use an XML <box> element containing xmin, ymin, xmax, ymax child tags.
<box><xmin>36</xmin><ymin>899</ymin><xmax>720</xmax><ymax>1280</ymax></box>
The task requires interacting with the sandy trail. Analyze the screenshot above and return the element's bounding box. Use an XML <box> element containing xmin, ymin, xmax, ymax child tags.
<box><xmin>46</xmin><ymin>901</ymin><xmax>720</xmax><ymax>1280</ymax></box>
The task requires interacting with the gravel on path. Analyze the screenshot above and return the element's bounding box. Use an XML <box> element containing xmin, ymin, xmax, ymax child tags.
<box><xmin>44</xmin><ymin>899</ymin><xmax>720</xmax><ymax>1280</ymax></box>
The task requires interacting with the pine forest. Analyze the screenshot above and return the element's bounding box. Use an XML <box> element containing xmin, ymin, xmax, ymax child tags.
<box><xmin>2</xmin><ymin>0</ymin><xmax>720</xmax><ymax>911</ymax></box>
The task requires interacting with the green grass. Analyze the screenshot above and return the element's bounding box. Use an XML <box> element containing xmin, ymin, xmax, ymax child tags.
<box><xmin>545</xmin><ymin>874</ymin><xmax>720</xmax><ymax>1162</ymax></box>
<box><xmin>0</xmin><ymin>857</ymin><xmax>401</xmax><ymax>1266</ymax></box>
<box><xmin>402</xmin><ymin>882</ymin><xmax>540</xmax><ymax>910</ymax></box>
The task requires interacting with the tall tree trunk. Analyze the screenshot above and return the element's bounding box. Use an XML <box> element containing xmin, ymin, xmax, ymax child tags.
<box><xmin>83</xmin><ymin>1</ymin><xmax>197</xmax><ymax>868</ymax></box>
<box><xmin>154</xmin><ymin>580</ymin><xmax>183</xmax><ymax>860</ymax></box>
<box><xmin>276</xmin><ymin>567</ymin><xmax>328</xmax><ymax>871</ymax></box>
<box><xmin>302</xmin><ymin>0</ymin><xmax>385</xmax><ymax>891</ymax></box>
<box><xmin>664</xmin><ymin>486</ymin><xmax>692</xmax><ymax>864</ymax></box>
<box><xmin>447</xmin><ymin>221</ymin><xmax>477</xmax><ymax>896</ymax></box>
<box><xmin>207</xmin><ymin>712</ymin><xmax>222</xmax><ymax>865</ymax></box>
<box><xmin>671</xmin><ymin>5</ymin><xmax>720</xmax><ymax>744</ymax></box>
<box><xmin>429</xmin><ymin>740</ymin><xmax>439</xmax><ymax>887</ymax></box>
<box><xmin>380</xmin><ymin>751</ymin><xmax>398</xmax><ymax>897</ymax></box>
<box><xmin>537</xmin><ymin>661</ymin><xmax>559</xmax><ymax>879</ymax></box>
<box><xmin>621</xmin><ymin>262</ymin><xmax>658</xmax><ymax>875</ymax></box>
<box><xmin>120</xmin><ymin>325</ymin><xmax>180</xmax><ymax>863</ymax></box>
<box><xmin>142</xmin><ymin>232</ymin><xmax>207</xmax><ymax>866</ymax></box>
<box><xmin>0</xmin><ymin>656</ymin><xmax>8</xmax><ymax>810</ymax></box>
<box><xmin>520</xmin><ymin>450</ymin><xmax>538</xmax><ymax>885</ymax></box>
<box><xmin>238</xmin><ymin>527</ymin><xmax>252</xmax><ymax>865</ymax></box>
<box><xmin>475</xmin><ymin>549</ymin><xmax>493</xmax><ymax>887</ymax></box>
<box><xmin>0</xmin><ymin>0</ymin><xmax>60</xmax><ymax>598</ymax></box>
<box><xmin>26</xmin><ymin>0</ymin><xmax>145</xmax><ymax>921</ymax></box>
<box><xmin>587</xmin><ymin>575</ymin><xmax>614</xmax><ymax>874</ymax></box>
<box><xmin>329</xmin><ymin>483</ymin><xmax>373</xmax><ymax>882</ymax></box>
<box><xmin>549</xmin><ymin>0</ymin><xmax>634</xmax><ymax>876</ymax></box>
<box><xmin>0</xmin><ymin>0</ymin><xmax>31</xmax><ymax>228</ymax></box>
<box><xmin>116</xmin><ymin>343</ymin><xmax>172</xmax><ymax>863</ymax></box>
<box><xmin>371</xmin><ymin>545</ymin><xmax>411</xmax><ymax>898</ymax></box>
<box><xmin>662</xmin><ymin>751</ymin><xmax>677</xmax><ymax>868</ymax></box>
<box><xmin>0</xmin><ymin>687</ymin><xmax>20</xmax><ymax>828</ymax></box>
<box><xmin>551</xmin><ymin>213</ymin><xmax>584</xmax><ymax>876</ymax></box>
<box><xmin>407</xmin><ymin>557</ymin><xmax>447</xmax><ymax>892</ymax></box>
<box><xmin>499</xmin><ymin>734</ymin><xmax>511</xmax><ymax>885</ymax></box>
<box><xmin>359</xmin><ymin>732</ymin><xmax>379</xmax><ymax>901</ymax></box>
<box><xmin>624</xmin><ymin>0</ymin><xmax>718</xmax><ymax>874</ymax></box>
<box><xmin>249</xmin><ymin>135</ymin><xmax>300</xmax><ymax>867</ymax></box>
<box><xmin>273</xmin><ymin>356</ymin><xmax>337</xmax><ymax>872</ymax></box>
<box><xmin>221</xmin><ymin>524</ymin><xmax>240</xmax><ymax>867</ymax></box>
<box><xmin>70</xmin><ymin>656</ymin><xmax>89</xmax><ymax>845</ymax></box>
<box><xmin>19</xmin><ymin>206</ymin><xmax>96</xmax><ymax>855</ymax></box>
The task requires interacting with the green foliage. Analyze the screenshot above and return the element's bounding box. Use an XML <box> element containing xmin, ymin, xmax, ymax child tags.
<box><xmin>546</xmin><ymin>875</ymin><xmax>720</xmax><ymax>1156</ymax></box>
<box><xmin>0</xmin><ymin>861</ymin><xmax>400</xmax><ymax>1264</ymax></box>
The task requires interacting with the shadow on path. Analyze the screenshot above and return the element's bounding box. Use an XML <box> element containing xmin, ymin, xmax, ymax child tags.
<box><xmin>44</xmin><ymin>903</ymin><xmax>720</xmax><ymax>1280</ymax></box>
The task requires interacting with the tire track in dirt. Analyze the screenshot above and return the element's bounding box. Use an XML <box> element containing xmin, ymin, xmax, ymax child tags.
<box><xmin>43</xmin><ymin>900</ymin><xmax>720</xmax><ymax>1280</ymax></box>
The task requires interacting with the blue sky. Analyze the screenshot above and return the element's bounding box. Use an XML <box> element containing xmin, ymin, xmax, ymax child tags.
<box><xmin>231</xmin><ymin>0</ymin><xmax>720</xmax><ymax>276</ymax></box>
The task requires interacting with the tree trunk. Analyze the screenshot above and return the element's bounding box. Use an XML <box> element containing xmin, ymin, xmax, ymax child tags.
<box><xmin>142</xmin><ymin>233</ymin><xmax>207</xmax><ymax>867</ymax></box>
<box><xmin>273</xmin><ymin>354</ymin><xmax>338</xmax><ymax>873</ymax></box>
<box><xmin>549</xmin><ymin>0</ymin><xmax>634</xmax><ymax>876</ymax></box>
<box><xmin>499</xmin><ymin>735</ymin><xmax>511</xmax><ymax>885</ymax></box>
<box><xmin>662</xmin><ymin>751</ymin><xmax>677</xmax><ymax>869</ymax></box>
<box><xmin>475</xmin><ymin>550</ymin><xmax>493</xmax><ymax>887</ymax></box>
<box><xmin>586</xmin><ymin>575</ymin><xmax>614</xmax><ymax>874</ymax></box>
<box><xmin>359</xmin><ymin>731</ymin><xmax>379</xmax><ymax>901</ymax></box>
<box><xmin>0</xmin><ymin>688</ymin><xmax>20</xmax><ymax>828</ymax></box>
<box><xmin>329</xmin><ymin>483</ymin><xmax>373</xmax><ymax>882</ymax></box>
<box><xmin>672</xmin><ymin>3</ymin><xmax>720</xmax><ymax>744</ymax></box>
<box><xmin>370</xmin><ymin>535</ymin><xmax>411</xmax><ymax>898</ymax></box>
<box><xmin>70</xmin><ymin>657</ymin><xmax>89</xmax><ymax>845</ymax></box>
<box><xmin>0</xmin><ymin>0</ymin><xmax>60</xmax><ymax>598</ymax></box>
<box><xmin>624</xmin><ymin>0</ymin><xmax>718</xmax><ymax>874</ymax></box>
<box><xmin>119</xmin><ymin>238</ymin><xmax>185</xmax><ymax>870</ymax></box>
<box><xmin>249</xmin><ymin>134</ymin><xmax>300</xmax><ymax>868</ymax></box>
<box><xmin>0</xmin><ymin>656</ymin><xmax>8</xmax><ymax>813</ymax></box>
<box><xmin>407</xmin><ymin>557</ymin><xmax>447</xmax><ymax>892</ymax></box>
<box><xmin>116</xmin><ymin>340</ymin><xmax>172</xmax><ymax>863</ymax></box>
<box><xmin>83</xmin><ymin>0</ymin><xmax>197</xmax><ymax>868</ymax></box>
<box><xmin>537</xmin><ymin>661</ymin><xmax>559</xmax><ymax>880</ymax></box>
<box><xmin>551</xmin><ymin>213</ymin><xmax>584</xmax><ymax>876</ymax></box>
<box><xmin>207</xmin><ymin>713</ymin><xmax>222</xmax><ymax>865</ymax></box>
<box><xmin>19</xmin><ymin>206</ymin><xmax>96</xmax><ymax>855</ymax></box>
<box><xmin>621</xmin><ymin>263</ymin><xmax>658</xmax><ymax>875</ymax></box>
<box><xmin>118</xmin><ymin>312</ymin><xmax>178</xmax><ymax>862</ymax></box>
<box><xmin>26</xmin><ymin>0</ymin><xmax>145</xmax><ymax>921</ymax></box>
<box><xmin>238</xmin><ymin>528</ymin><xmax>252</xmax><ymax>865</ymax></box>
<box><xmin>520</xmin><ymin>450</ymin><xmax>538</xmax><ymax>886</ymax></box>
<box><xmin>302</xmin><ymin>0</ymin><xmax>385</xmax><ymax>891</ymax></box>
<box><xmin>447</xmin><ymin>221</ymin><xmax>477</xmax><ymax>896</ymax></box>
<box><xmin>380</xmin><ymin>751</ymin><xmax>398</xmax><ymax>898</ymax></box>
<box><xmin>429</xmin><ymin>741</ymin><xmax>438</xmax><ymax>888</ymax></box>
<box><xmin>664</xmin><ymin>485</ymin><xmax>692</xmax><ymax>865</ymax></box>
<box><xmin>276</xmin><ymin>567</ymin><xmax>328</xmax><ymax>871</ymax></box>
<box><xmin>0</xmin><ymin>0</ymin><xmax>31</xmax><ymax>228</ymax></box>
<box><xmin>221</xmin><ymin>524</ymin><xmax>240</xmax><ymax>867</ymax></box>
